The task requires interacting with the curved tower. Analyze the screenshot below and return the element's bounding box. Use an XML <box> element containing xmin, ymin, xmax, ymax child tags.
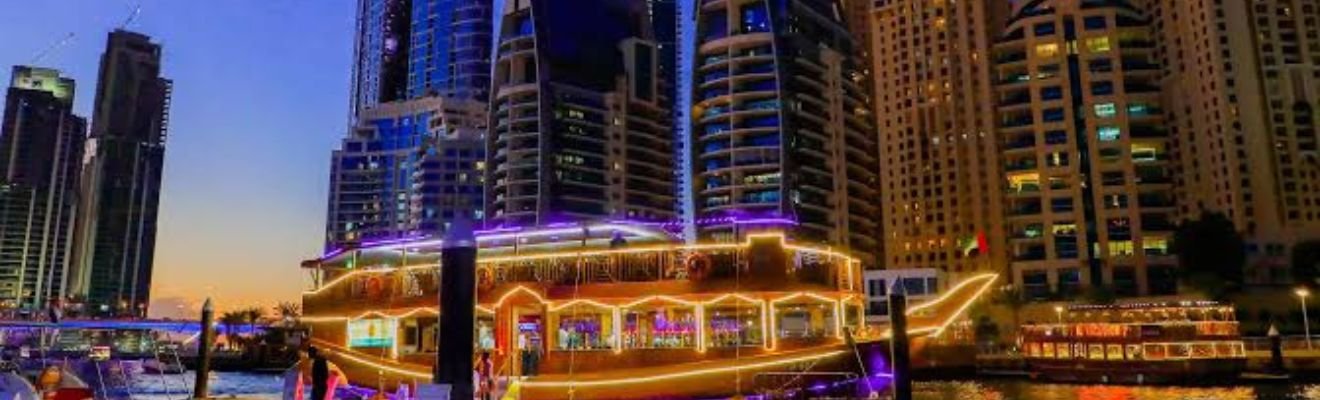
<box><xmin>995</xmin><ymin>0</ymin><xmax>1176</xmax><ymax>298</ymax></box>
<box><xmin>486</xmin><ymin>0</ymin><xmax>676</xmax><ymax>228</ymax></box>
<box><xmin>690</xmin><ymin>0</ymin><xmax>878</xmax><ymax>263</ymax></box>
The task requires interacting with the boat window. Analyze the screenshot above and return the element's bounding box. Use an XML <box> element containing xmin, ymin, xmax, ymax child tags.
<box><xmin>1106</xmin><ymin>344</ymin><xmax>1124</xmax><ymax>360</ymax></box>
<box><xmin>1125</xmin><ymin>344</ymin><xmax>1142</xmax><ymax>360</ymax></box>
<box><xmin>1073</xmin><ymin>343</ymin><xmax>1086</xmax><ymax>359</ymax></box>
<box><xmin>1042</xmin><ymin>342</ymin><xmax>1056</xmax><ymax>358</ymax></box>
<box><xmin>1191</xmin><ymin>343</ymin><xmax>1215</xmax><ymax>358</ymax></box>
<box><xmin>1057</xmin><ymin>342</ymin><xmax>1071</xmax><ymax>358</ymax></box>
<box><xmin>706</xmin><ymin>304</ymin><xmax>765</xmax><ymax>348</ymax></box>
<box><xmin>1215</xmin><ymin>342</ymin><xmax>1237</xmax><ymax>358</ymax></box>
<box><xmin>1027</xmin><ymin>343</ymin><xmax>1042</xmax><ymax>357</ymax></box>
<box><xmin>1143</xmin><ymin>343</ymin><xmax>1166</xmax><ymax>360</ymax></box>
<box><xmin>622</xmin><ymin>307</ymin><xmax>697</xmax><ymax>349</ymax></box>
<box><xmin>1168</xmin><ymin>343</ymin><xmax>1191</xmax><ymax>359</ymax></box>
<box><xmin>1088</xmin><ymin>344</ymin><xmax>1105</xmax><ymax>360</ymax></box>
<box><xmin>553</xmin><ymin>310</ymin><xmax>615</xmax><ymax>351</ymax></box>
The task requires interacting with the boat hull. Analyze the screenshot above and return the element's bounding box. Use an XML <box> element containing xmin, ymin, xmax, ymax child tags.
<box><xmin>1028</xmin><ymin>358</ymin><xmax>1246</xmax><ymax>384</ymax></box>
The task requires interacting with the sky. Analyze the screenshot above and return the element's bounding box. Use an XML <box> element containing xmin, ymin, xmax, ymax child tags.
<box><xmin>0</xmin><ymin>1</ymin><xmax>354</xmax><ymax>318</ymax></box>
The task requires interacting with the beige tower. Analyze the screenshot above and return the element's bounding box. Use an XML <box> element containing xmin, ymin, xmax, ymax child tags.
<box><xmin>1152</xmin><ymin>0</ymin><xmax>1320</xmax><ymax>284</ymax></box>
<box><xmin>994</xmin><ymin>0</ymin><xmax>1178</xmax><ymax>298</ymax></box>
<box><xmin>871</xmin><ymin>0</ymin><xmax>1011</xmax><ymax>275</ymax></box>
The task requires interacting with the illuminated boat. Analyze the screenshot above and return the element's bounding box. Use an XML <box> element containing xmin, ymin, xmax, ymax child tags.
<box><xmin>300</xmin><ymin>223</ymin><xmax>999</xmax><ymax>399</ymax></box>
<box><xmin>1020</xmin><ymin>301</ymin><xmax>1247</xmax><ymax>384</ymax></box>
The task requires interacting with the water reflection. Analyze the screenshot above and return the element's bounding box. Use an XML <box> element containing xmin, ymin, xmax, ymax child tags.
<box><xmin>913</xmin><ymin>381</ymin><xmax>1320</xmax><ymax>400</ymax></box>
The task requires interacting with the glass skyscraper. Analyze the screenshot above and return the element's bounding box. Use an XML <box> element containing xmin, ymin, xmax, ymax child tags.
<box><xmin>0</xmin><ymin>66</ymin><xmax>86</xmax><ymax>311</ymax></box>
<box><xmin>485</xmin><ymin>0</ymin><xmax>677</xmax><ymax>228</ymax></box>
<box><xmin>690</xmin><ymin>0</ymin><xmax>879</xmax><ymax>263</ymax></box>
<box><xmin>70</xmin><ymin>30</ymin><xmax>172</xmax><ymax>318</ymax></box>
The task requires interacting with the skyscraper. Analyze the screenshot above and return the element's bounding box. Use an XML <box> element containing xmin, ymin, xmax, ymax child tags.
<box><xmin>485</xmin><ymin>0</ymin><xmax>676</xmax><ymax>228</ymax></box>
<box><xmin>0</xmin><ymin>66</ymin><xmax>86</xmax><ymax>311</ymax></box>
<box><xmin>870</xmin><ymin>0</ymin><xmax>1010</xmax><ymax>274</ymax></box>
<box><xmin>70</xmin><ymin>30</ymin><xmax>172</xmax><ymax>318</ymax></box>
<box><xmin>407</xmin><ymin>0</ymin><xmax>494</xmax><ymax>100</ymax></box>
<box><xmin>351</xmin><ymin>0</ymin><xmax>413</xmax><ymax>119</ymax></box>
<box><xmin>690</xmin><ymin>0</ymin><xmax>878</xmax><ymax>263</ymax></box>
<box><xmin>1152</xmin><ymin>0</ymin><xmax>1320</xmax><ymax>283</ymax></box>
<box><xmin>994</xmin><ymin>0</ymin><xmax>1177</xmax><ymax>298</ymax></box>
<box><xmin>325</xmin><ymin>96</ymin><xmax>486</xmax><ymax>249</ymax></box>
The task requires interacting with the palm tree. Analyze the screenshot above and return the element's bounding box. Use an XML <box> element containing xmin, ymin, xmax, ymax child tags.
<box><xmin>219</xmin><ymin>311</ymin><xmax>246</xmax><ymax>350</ymax></box>
<box><xmin>242</xmin><ymin>307</ymin><xmax>264</xmax><ymax>340</ymax></box>
<box><xmin>274</xmin><ymin>302</ymin><xmax>301</xmax><ymax>327</ymax></box>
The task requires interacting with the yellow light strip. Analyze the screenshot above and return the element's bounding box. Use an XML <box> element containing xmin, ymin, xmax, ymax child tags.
<box><xmin>520</xmin><ymin>350</ymin><xmax>845</xmax><ymax>388</ymax></box>
<box><xmin>929</xmin><ymin>274</ymin><xmax>998</xmax><ymax>338</ymax></box>
<box><xmin>313</xmin><ymin>339</ymin><xmax>431</xmax><ymax>379</ymax></box>
<box><xmin>905</xmin><ymin>273</ymin><xmax>998</xmax><ymax>314</ymax></box>
<box><xmin>305</xmin><ymin>233</ymin><xmax>861</xmax><ymax>296</ymax></box>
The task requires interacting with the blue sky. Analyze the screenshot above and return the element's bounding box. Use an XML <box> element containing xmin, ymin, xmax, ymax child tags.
<box><xmin>0</xmin><ymin>1</ymin><xmax>354</xmax><ymax>317</ymax></box>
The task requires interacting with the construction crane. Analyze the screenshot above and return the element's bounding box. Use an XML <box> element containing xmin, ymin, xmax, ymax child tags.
<box><xmin>29</xmin><ymin>32</ymin><xmax>76</xmax><ymax>65</ymax></box>
<box><xmin>120</xmin><ymin>3</ymin><xmax>141</xmax><ymax>29</ymax></box>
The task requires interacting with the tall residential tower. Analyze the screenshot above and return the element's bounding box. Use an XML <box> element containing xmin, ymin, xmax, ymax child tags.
<box><xmin>691</xmin><ymin>0</ymin><xmax>878</xmax><ymax>263</ymax></box>
<box><xmin>870</xmin><ymin>0</ymin><xmax>1010</xmax><ymax>274</ymax></box>
<box><xmin>71</xmin><ymin>30</ymin><xmax>172</xmax><ymax>318</ymax></box>
<box><xmin>485</xmin><ymin>0</ymin><xmax>676</xmax><ymax>228</ymax></box>
<box><xmin>0</xmin><ymin>67</ymin><xmax>86</xmax><ymax>310</ymax></box>
<box><xmin>1152</xmin><ymin>0</ymin><xmax>1320</xmax><ymax>283</ymax></box>
<box><xmin>994</xmin><ymin>0</ymin><xmax>1177</xmax><ymax>298</ymax></box>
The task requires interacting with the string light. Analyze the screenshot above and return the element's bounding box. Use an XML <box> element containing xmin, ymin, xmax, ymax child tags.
<box><xmin>519</xmin><ymin>350</ymin><xmax>847</xmax><ymax>388</ymax></box>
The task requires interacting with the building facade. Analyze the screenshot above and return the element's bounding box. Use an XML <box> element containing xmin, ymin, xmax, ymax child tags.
<box><xmin>408</xmin><ymin>0</ymin><xmax>494</xmax><ymax>100</ymax></box>
<box><xmin>1152</xmin><ymin>0</ymin><xmax>1320</xmax><ymax>284</ymax></box>
<box><xmin>870</xmin><ymin>0</ymin><xmax>1010</xmax><ymax>274</ymax></box>
<box><xmin>0</xmin><ymin>67</ymin><xmax>87</xmax><ymax>310</ymax></box>
<box><xmin>485</xmin><ymin>0</ymin><xmax>676</xmax><ymax>228</ymax></box>
<box><xmin>351</xmin><ymin>0</ymin><xmax>413</xmax><ymax>120</ymax></box>
<box><xmin>326</xmin><ymin>96</ymin><xmax>486</xmax><ymax>249</ymax></box>
<box><xmin>70</xmin><ymin>30</ymin><xmax>172</xmax><ymax>317</ymax></box>
<box><xmin>690</xmin><ymin>0</ymin><xmax>878</xmax><ymax>263</ymax></box>
<box><xmin>994</xmin><ymin>0</ymin><xmax>1177</xmax><ymax>298</ymax></box>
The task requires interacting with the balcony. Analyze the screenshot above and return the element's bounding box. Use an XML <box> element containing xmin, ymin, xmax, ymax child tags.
<box><xmin>1010</xmin><ymin>204</ymin><xmax>1043</xmax><ymax>216</ymax></box>
<box><xmin>1004</xmin><ymin>160</ymin><xmax>1038</xmax><ymax>172</ymax></box>
<box><xmin>997</xmin><ymin>52</ymin><xmax>1027</xmax><ymax>64</ymax></box>
<box><xmin>1005</xmin><ymin>137</ymin><xmax>1037</xmax><ymax>150</ymax></box>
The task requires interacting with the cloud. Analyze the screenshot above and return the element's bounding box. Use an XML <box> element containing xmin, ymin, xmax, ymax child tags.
<box><xmin>148</xmin><ymin>296</ymin><xmax>201</xmax><ymax>320</ymax></box>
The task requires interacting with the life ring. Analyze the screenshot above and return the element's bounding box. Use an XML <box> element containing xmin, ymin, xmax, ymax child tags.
<box><xmin>477</xmin><ymin>268</ymin><xmax>495</xmax><ymax>288</ymax></box>
<box><xmin>365</xmin><ymin>276</ymin><xmax>384</xmax><ymax>298</ymax></box>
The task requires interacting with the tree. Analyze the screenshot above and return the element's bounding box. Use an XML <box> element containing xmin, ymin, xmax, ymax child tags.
<box><xmin>1292</xmin><ymin>240</ymin><xmax>1320</xmax><ymax>289</ymax></box>
<box><xmin>242</xmin><ymin>307</ymin><xmax>265</xmax><ymax>338</ymax></box>
<box><xmin>274</xmin><ymin>302</ymin><xmax>301</xmax><ymax>327</ymax></box>
<box><xmin>219</xmin><ymin>311</ymin><xmax>246</xmax><ymax>349</ymax></box>
<box><xmin>1171</xmin><ymin>211</ymin><xmax>1246</xmax><ymax>299</ymax></box>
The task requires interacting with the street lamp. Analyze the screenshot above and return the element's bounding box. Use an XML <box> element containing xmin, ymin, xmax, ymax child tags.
<box><xmin>1054</xmin><ymin>305</ymin><xmax>1064</xmax><ymax>325</ymax></box>
<box><xmin>1298</xmin><ymin>288</ymin><xmax>1312</xmax><ymax>350</ymax></box>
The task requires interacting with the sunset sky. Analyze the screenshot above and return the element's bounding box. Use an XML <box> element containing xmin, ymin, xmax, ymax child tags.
<box><xmin>0</xmin><ymin>1</ymin><xmax>354</xmax><ymax>318</ymax></box>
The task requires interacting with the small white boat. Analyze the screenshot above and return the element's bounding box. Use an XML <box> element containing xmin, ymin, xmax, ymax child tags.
<box><xmin>0</xmin><ymin>371</ymin><xmax>38</xmax><ymax>400</ymax></box>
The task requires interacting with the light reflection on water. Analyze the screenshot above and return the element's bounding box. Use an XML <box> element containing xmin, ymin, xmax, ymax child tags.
<box><xmin>128</xmin><ymin>371</ymin><xmax>282</xmax><ymax>400</ymax></box>
<box><xmin>913</xmin><ymin>381</ymin><xmax>1320</xmax><ymax>400</ymax></box>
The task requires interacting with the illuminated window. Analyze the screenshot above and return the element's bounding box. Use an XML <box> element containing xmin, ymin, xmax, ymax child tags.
<box><xmin>1088</xmin><ymin>344</ymin><xmax>1106</xmax><ymax>360</ymax></box>
<box><xmin>1126</xmin><ymin>344</ymin><xmax>1143</xmax><ymax>360</ymax></box>
<box><xmin>1107</xmin><ymin>344</ymin><xmax>1125</xmax><ymax>360</ymax></box>
<box><xmin>1052</xmin><ymin>224</ymin><xmax>1078</xmax><ymax>236</ymax></box>
<box><xmin>1035</xmin><ymin>43</ymin><xmax>1060</xmax><ymax>58</ymax></box>
<box><xmin>706</xmin><ymin>303</ymin><xmax>764</xmax><ymax>348</ymax></box>
<box><xmin>1057</xmin><ymin>343</ymin><xmax>1071</xmax><ymax>358</ymax></box>
<box><xmin>1097</xmin><ymin>125</ymin><xmax>1121</xmax><ymax>141</ymax></box>
<box><xmin>1086</xmin><ymin>37</ymin><xmax>1112</xmax><ymax>52</ymax></box>
<box><xmin>1094</xmin><ymin>103</ymin><xmax>1117</xmax><ymax>118</ymax></box>
<box><xmin>553</xmin><ymin>310</ymin><xmax>615</xmax><ymax>351</ymax></box>
<box><xmin>1108</xmin><ymin>240</ymin><xmax>1135</xmax><ymax>256</ymax></box>
<box><xmin>622</xmin><ymin>307</ymin><xmax>697</xmax><ymax>349</ymax></box>
<box><xmin>1043</xmin><ymin>342</ymin><xmax>1056</xmax><ymax>358</ymax></box>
